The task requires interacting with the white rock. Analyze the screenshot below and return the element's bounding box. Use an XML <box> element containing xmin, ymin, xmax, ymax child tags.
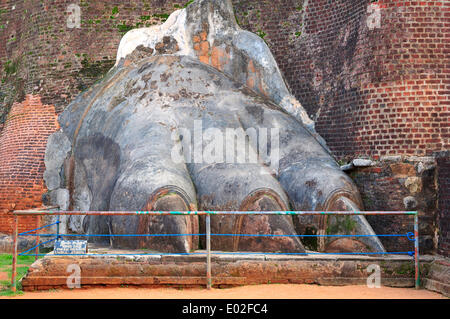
<box><xmin>380</xmin><ymin>155</ymin><xmax>402</xmax><ymax>162</ymax></box>
<box><xmin>416</xmin><ymin>161</ymin><xmax>435</xmax><ymax>174</ymax></box>
<box><xmin>352</xmin><ymin>159</ymin><xmax>374</xmax><ymax>167</ymax></box>
<box><xmin>115</xmin><ymin>9</ymin><xmax>192</xmax><ymax>66</ymax></box>
<box><xmin>403</xmin><ymin>196</ymin><xmax>417</xmax><ymax>210</ymax></box>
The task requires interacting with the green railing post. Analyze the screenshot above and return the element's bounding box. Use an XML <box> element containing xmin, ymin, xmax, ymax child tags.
<box><xmin>35</xmin><ymin>215</ymin><xmax>40</xmax><ymax>261</ymax></box>
<box><xmin>414</xmin><ymin>212</ymin><xmax>420</xmax><ymax>289</ymax></box>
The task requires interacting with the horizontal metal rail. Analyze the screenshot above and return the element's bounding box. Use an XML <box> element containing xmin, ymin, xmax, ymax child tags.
<box><xmin>13</xmin><ymin>210</ymin><xmax>418</xmax><ymax>216</ymax></box>
<box><xmin>18</xmin><ymin>232</ymin><xmax>414</xmax><ymax>238</ymax></box>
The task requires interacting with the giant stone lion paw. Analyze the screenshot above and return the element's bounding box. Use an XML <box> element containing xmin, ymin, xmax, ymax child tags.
<box><xmin>43</xmin><ymin>0</ymin><xmax>385</xmax><ymax>254</ymax></box>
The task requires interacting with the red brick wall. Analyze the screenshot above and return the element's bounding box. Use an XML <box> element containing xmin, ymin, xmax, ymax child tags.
<box><xmin>0</xmin><ymin>95</ymin><xmax>59</xmax><ymax>233</ymax></box>
<box><xmin>295</xmin><ymin>0</ymin><xmax>447</xmax><ymax>160</ymax></box>
<box><xmin>232</xmin><ymin>0</ymin><xmax>449</xmax><ymax>160</ymax></box>
<box><xmin>437</xmin><ymin>153</ymin><xmax>450</xmax><ymax>257</ymax></box>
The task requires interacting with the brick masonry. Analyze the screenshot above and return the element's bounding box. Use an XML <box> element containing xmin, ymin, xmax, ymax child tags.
<box><xmin>349</xmin><ymin>156</ymin><xmax>438</xmax><ymax>253</ymax></box>
<box><xmin>0</xmin><ymin>94</ymin><xmax>59</xmax><ymax>234</ymax></box>
<box><xmin>0</xmin><ymin>0</ymin><xmax>448</xmax><ymax>255</ymax></box>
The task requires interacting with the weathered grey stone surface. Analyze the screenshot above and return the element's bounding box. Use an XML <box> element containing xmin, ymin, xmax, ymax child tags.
<box><xmin>115</xmin><ymin>0</ymin><xmax>320</xmax><ymax>143</ymax></box>
<box><xmin>42</xmin><ymin>0</ymin><xmax>385</xmax><ymax>254</ymax></box>
<box><xmin>44</xmin><ymin>132</ymin><xmax>72</xmax><ymax>171</ymax></box>
<box><xmin>43</xmin><ymin>131</ymin><xmax>71</xmax><ymax>190</ymax></box>
<box><xmin>422</xmin><ymin>258</ymin><xmax>450</xmax><ymax>297</ymax></box>
<box><xmin>403</xmin><ymin>196</ymin><xmax>418</xmax><ymax>210</ymax></box>
<box><xmin>50</xmin><ymin>188</ymin><xmax>69</xmax><ymax>211</ymax></box>
<box><xmin>0</xmin><ymin>235</ymin><xmax>38</xmax><ymax>253</ymax></box>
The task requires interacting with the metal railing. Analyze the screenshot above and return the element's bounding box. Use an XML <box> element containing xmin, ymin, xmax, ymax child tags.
<box><xmin>10</xmin><ymin>209</ymin><xmax>420</xmax><ymax>291</ymax></box>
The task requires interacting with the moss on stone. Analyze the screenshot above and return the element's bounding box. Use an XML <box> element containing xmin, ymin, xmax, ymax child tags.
<box><xmin>361</xmin><ymin>193</ymin><xmax>374</xmax><ymax>207</ymax></box>
<box><xmin>140</xmin><ymin>15</ymin><xmax>151</xmax><ymax>21</ymax></box>
<box><xmin>0</xmin><ymin>58</ymin><xmax>25</xmax><ymax>126</ymax></box>
<box><xmin>394</xmin><ymin>263</ymin><xmax>415</xmax><ymax>276</ymax></box>
<box><xmin>3</xmin><ymin>60</ymin><xmax>18</xmax><ymax>76</ymax></box>
<box><xmin>153</xmin><ymin>13</ymin><xmax>170</xmax><ymax>22</ymax></box>
<box><xmin>117</xmin><ymin>22</ymin><xmax>134</xmax><ymax>35</ymax></box>
<box><xmin>183</xmin><ymin>0</ymin><xmax>195</xmax><ymax>8</ymax></box>
<box><xmin>326</xmin><ymin>215</ymin><xmax>357</xmax><ymax>235</ymax></box>
<box><xmin>256</xmin><ymin>29</ymin><xmax>266</xmax><ymax>39</ymax></box>
<box><xmin>79</xmin><ymin>56</ymin><xmax>114</xmax><ymax>80</ymax></box>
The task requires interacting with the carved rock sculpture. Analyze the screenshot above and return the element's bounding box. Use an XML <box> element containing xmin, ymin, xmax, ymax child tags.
<box><xmin>44</xmin><ymin>0</ymin><xmax>384</xmax><ymax>254</ymax></box>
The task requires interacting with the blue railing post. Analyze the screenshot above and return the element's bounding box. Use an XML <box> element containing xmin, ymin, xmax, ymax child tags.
<box><xmin>56</xmin><ymin>214</ymin><xmax>60</xmax><ymax>240</ymax></box>
<box><xmin>35</xmin><ymin>215</ymin><xmax>40</xmax><ymax>261</ymax></box>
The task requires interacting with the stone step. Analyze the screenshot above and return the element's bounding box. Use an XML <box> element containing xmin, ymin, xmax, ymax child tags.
<box><xmin>23</xmin><ymin>276</ymin><xmax>246</xmax><ymax>287</ymax></box>
<box><xmin>21</xmin><ymin>252</ymin><xmax>432</xmax><ymax>291</ymax></box>
<box><xmin>422</xmin><ymin>278</ymin><xmax>449</xmax><ymax>297</ymax></box>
